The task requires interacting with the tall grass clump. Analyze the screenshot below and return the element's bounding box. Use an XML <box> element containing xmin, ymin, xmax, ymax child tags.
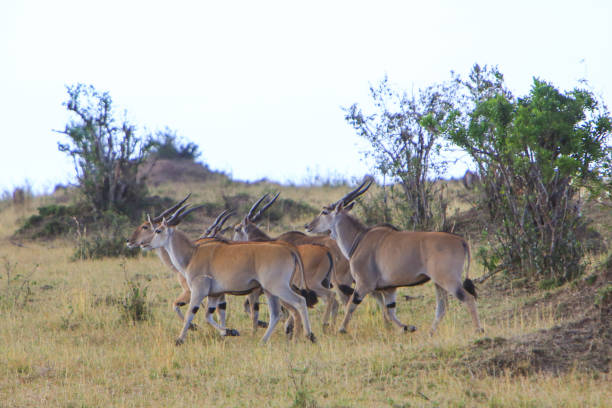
<box><xmin>119</xmin><ymin>278</ymin><xmax>153</xmax><ymax>325</ymax></box>
<box><xmin>0</xmin><ymin>257</ymin><xmax>37</xmax><ymax>310</ymax></box>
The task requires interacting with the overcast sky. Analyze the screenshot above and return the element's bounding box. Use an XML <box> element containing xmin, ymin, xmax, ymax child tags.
<box><xmin>1</xmin><ymin>0</ymin><xmax>610</xmax><ymax>193</ymax></box>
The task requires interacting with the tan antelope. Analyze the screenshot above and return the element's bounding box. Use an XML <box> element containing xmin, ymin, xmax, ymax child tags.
<box><xmin>128</xmin><ymin>199</ymin><xmax>240</xmax><ymax>335</ymax></box>
<box><xmin>237</xmin><ymin>193</ymin><xmax>391</xmax><ymax>325</ymax></box>
<box><xmin>234</xmin><ymin>193</ymin><xmax>339</xmax><ymax>329</ymax></box>
<box><xmin>196</xmin><ymin>209</ymin><xmax>266</xmax><ymax>334</ymax></box>
<box><xmin>305</xmin><ymin>178</ymin><xmax>483</xmax><ymax>335</ymax></box>
<box><xmin>146</xmin><ymin>205</ymin><xmax>317</xmax><ymax>345</ymax></box>
<box><xmin>126</xmin><ymin>195</ymin><xmax>220</xmax><ymax>329</ymax></box>
<box><xmin>128</xmin><ymin>202</ymin><xmax>264</xmax><ymax>335</ymax></box>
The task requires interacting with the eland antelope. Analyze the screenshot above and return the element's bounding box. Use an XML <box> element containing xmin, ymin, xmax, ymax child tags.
<box><xmin>126</xmin><ymin>194</ymin><xmax>228</xmax><ymax>330</ymax></box>
<box><xmin>305</xmin><ymin>178</ymin><xmax>483</xmax><ymax>335</ymax></box>
<box><xmin>146</xmin><ymin>205</ymin><xmax>317</xmax><ymax>345</ymax></box>
<box><xmin>128</xmin><ymin>199</ymin><xmax>241</xmax><ymax>335</ymax></box>
<box><xmin>236</xmin><ymin>193</ymin><xmax>390</xmax><ymax>324</ymax></box>
<box><xmin>129</xmin><ymin>202</ymin><xmax>265</xmax><ymax>335</ymax></box>
<box><xmin>234</xmin><ymin>193</ymin><xmax>339</xmax><ymax>329</ymax></box>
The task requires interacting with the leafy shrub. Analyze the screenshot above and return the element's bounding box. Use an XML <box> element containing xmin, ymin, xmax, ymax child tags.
<box><xmin>269</xmin><ymin>198</ymin><xmax>318</xmax><ymax>222</ymax></box>
<box><xmin>0</xmin><ymin>257</ymin><xmax>37</xmax><ymax>310</ymax></box>
<box><xmin>150</xmin><ymin>128</ymin><xmax>200</xmax><ymax>161</ymax></box>
<box><xmin>57</xmin><ymin>84</ymin><xmax>154</xmax><ymax>214</ymax></box>
<box><xmin>221</xmin><ymin>194</ymin><xmax>317</xmax><ymax>224</ymax></box>
<box><xmin>354</xmin><ymin>189</ymin><xmax>391</xmax><ymax>226</ymax></box>
<box><xmin>447</xmin><ymin>64</ymin><xmax>612</xmax><ymax>284</ymax></box>
<box><xmin>595</xmin><ymin>285</ymin><xmax>612</xmax><ymax>307</ymax></box>
<box><xmin>15</xmin><ymin>204</ymin><xmax>82</xmax><ymax>239</ymax></box>
<box><xmin>72</xmin><ymin>235</ymin><xmax>139</xmax><ymax>261</ymax></box>
<box><xmin>119</xmin><ymin>279</ymin><xmax>152</xmax><ymax>324</ymax></box>
<box><xmin>15</xmin><ymin>195</ymin><xmax>184</xmax><ymax>261</ymax></box>
<box><xmin>345</xmin><ymin>76</ymin><xmax>453</xmax><ymax>231</ymax></box>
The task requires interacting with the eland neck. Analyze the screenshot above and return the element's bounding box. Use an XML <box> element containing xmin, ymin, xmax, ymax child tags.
<box><xmin>246</xmin><ymin>224</ymin><xmax>271</xmax><ymax>241</ymax></box>
<box><xmin>331</xmin><ymin>213</ymin><xmax>368</xmax><ymax>259</ymax></box>
<box><xmin>164</xmin><ymin>229</ymin><xmax>195</xmax><ymax>275</ymax></box>
<box><xmin>154</xmin><ymin>247</ymin><xmax>181</xmax><ymax>274</ymax></box>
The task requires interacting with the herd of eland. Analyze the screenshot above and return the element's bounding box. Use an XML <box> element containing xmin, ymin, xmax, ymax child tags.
<box><xmin>126</xmin><ymin>178</ymin><xmax>483</xmax><ymax>345</ymax></box>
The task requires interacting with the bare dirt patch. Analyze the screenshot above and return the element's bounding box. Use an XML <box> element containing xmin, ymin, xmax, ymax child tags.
<box><xmin>463</xmin><ymin>262</ymin><xmax>612</xmax><ymax>376</ymax></box>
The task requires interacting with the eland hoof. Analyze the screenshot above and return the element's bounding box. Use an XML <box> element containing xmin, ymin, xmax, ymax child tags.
<box><xmin>403</xmin><ymin>325</ymin><xmax>417</xmax><ymax>333</ymax></box>
<box><xmin>338</xmin><ymin>328</ymin><xmax>347</xmax><ymax>334</ymax></box>
<box><xmin>225</xmin><ymin>328</ymin><xmax>240</xmax><ymax>337</ymax></box>
<box><xmin>188</xmin><ymin>323</ymin><xmax>199</xmax><ymax>331</ymax></box>
<box><xmin>307</xmin><ymin>332</ymin><xmax>317</xmax><ymax>343</ymax></box>
<box><xmin>257</xmin><ymin>320</ymin><xmax>269</xmax><ymax>328</ymax></box>
<box><xmin>175</xmin><ymin>338</ymin><xmax>184</xmax><ymax>346</ymax></box>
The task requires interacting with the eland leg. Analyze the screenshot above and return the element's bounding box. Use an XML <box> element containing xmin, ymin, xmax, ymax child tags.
<box><xmin>371</xmin><ymin>290</ymin><xmax>392</xmax><ymax>326</ymax></box>
<box><xmin>176</xmin><ymin>277</ymin><xmax>211</xmax><ymax>345</ymax></box>
<box><xmin>434</xmin><ymin>280</ymin><xmax>483</xmax><ymax>334</ymax></box>
<box><xmin>248</xmin><ymin>291</ymin><xmax>260</xmax><ymax>334</ymax></box>
<box><xmin>260</xmin><ymin>294</ymin><xmax>281</xmax><ymax>344</ymax></box>
<box><xmin>206</xmin><ymin>295</ymin><xmax>239</xmax><ymax>337</ymax></box>
<box><xmin>381</xmin><ymin>288</ymin><xmax>416</xmax><ymax>332</ymax></box>
<box><xmin>315</xmin><ymin>285</ymin><xmax>338</xmax><ymax>329</ymax></box>
<box><xmin>247</xmin><ymin>289</ymin><xmax>267</xmax><ymax>333</ymax></box>
<box><xmin>430</xmin><ymin>284</ymin><xmax>448</xmax><ymax>335</ymax></box>
<box><xmin>215</xmin><ymin>294</ymin><xmax>227</xmax><ymax>328</ymax></box>
<box><xmin>280</xmin><ymin>291</ymin><xmax>315</xmax><ymax>343</ymax></box>
<box><xmin>172</xmin><ymin>277</ymin><xmax>195</xmax><ymax>328</ymax></box>
<box><xmin>282</xmin><ymin>302</ymin><xmax>298</xmax><ymax>341</ymax></box>
<box><xmin>338</xmin><ymin>280</ymin><xmax>374</xmax><ymax>334</ymax></box>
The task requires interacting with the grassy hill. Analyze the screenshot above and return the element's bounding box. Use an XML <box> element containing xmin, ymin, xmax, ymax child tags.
<box><xmin>0</xmin><ymin>163</ymin><xmax>610</xmax><ymax>407</ymax></box>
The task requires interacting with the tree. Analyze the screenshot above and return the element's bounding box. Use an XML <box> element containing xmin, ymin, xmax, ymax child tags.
<box><xmin>57</xmin><ymin>84</ymin><xmax>154</xmax><ymax>213</ymax></box>
<box><xmin>448</xmin><ymin>64</ymin><xmax>612</xmax><ymax>283</ymax></box>
<box><xmin>150</xmin><ymin>128</ymin><xmax>201</xmax><ymax>161</ymax></box>
<box><xmin>344</xmin><ymin>76</ymin><xmax>455</xmax><ymax>230</ymax></box>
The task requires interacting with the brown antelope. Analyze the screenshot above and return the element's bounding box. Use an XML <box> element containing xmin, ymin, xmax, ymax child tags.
<box><xmin>126</xmin><ymin>194</ymin><xmax>224</xmax><ymax>329</ymax></box>
<box><xmin>128</xmin><ymin>203</ymin><xmax>264</xmax><ymax>335</ymax></box>
<box><xmin>127</xmin><ymin>199</ymin><xmax>240</xmax><ymax>335</ymax></box>
<box><xmin>196</xmin><ymin>209</ymin><xmax>266</xmax><ymax>334</ymax></box>
<box><xmin>240</xmin><ymin>193</ymin><xmax>355</xmax><ymax>304</ymax></box>
<box><xmin>146</xmin><ymin>205</ymin><xmax>317</xmax><ymax>345</ymax></box>
<box><xmin>234</xmin><ymin>193</ymin><xmax>339</xmax><ymax>329</ymax></box>
<box><xmin>236</xmin><ymin>193</ymin><xmax>391</xmax><ymax>325</ymax></box>
<box><xmin>305</xmin><ymin>178</ymin><xmax>483</xmax><ymax>335</ymax></box>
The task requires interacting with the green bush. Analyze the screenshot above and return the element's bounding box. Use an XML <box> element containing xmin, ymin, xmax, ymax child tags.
<box><xmin>119</xmin><ymin>279</ymin><xmax>152</xmax><ymax>324</ymax></box>
<box><xmin>595</xmin><ymin>285</ymin><xmax>612</xmax><ymax>307</ymax></box>
<box><xmin>0</xmin><ymin>258</ymin><xmax>37</xmax><ymax>310</ymax></box>
<box><xmin>222</xmin><ymin>194</ymin><xmax>317</xmax><ymax>224</ymax></box>
<box><xmin>344</xmin><ymin>76</ymin><xmax>452</xmax><ymax>231</ymax></box>
<box><xmin>269</xmin><ymin>198</ymin><xmax>318</xmax><ymax>222</ymax></box>
<box><xmin>15</xmin><ymin>196</ymin><xmax>182</xmax><ymax>261</ymax></box>
<box><xmin>15</xmin><ymin>204</ymin><xmax>82</xmax><ymax>239</ymax></box>
<box><xmin>150</xmin><ymin>128</ymin><xmax>200</xmax><ymax>161</ymax></box>
<box><xmin>447</xmin><ymin>64</ymin><xmax>612</xmax><ymax>284</ymax></box>
<box><xmin>72</xmin><ymin>235</ymin><xmax>139</xmax><ymax>261</ymax></box>
<box><xmin>58</xmin><ymin>84</ymin><xmax>153</xmax><ymax>214</ymax></box>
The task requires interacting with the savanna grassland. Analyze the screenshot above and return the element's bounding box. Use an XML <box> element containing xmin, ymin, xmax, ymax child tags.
<box><xmin>1</xmin><ymin>173</ymin><xmax>610</xmax><ymax>407</ymax></box>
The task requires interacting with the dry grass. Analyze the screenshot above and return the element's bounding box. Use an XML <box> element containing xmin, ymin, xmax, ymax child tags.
<box><xmin>0</xmin><ymin>182</ymin><xmax>610</xmax><ymax>407</ymax></box>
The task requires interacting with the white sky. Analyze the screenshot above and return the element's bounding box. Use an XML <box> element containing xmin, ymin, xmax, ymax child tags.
<box><xmin>1</xmin><ymin>0</ymin><xmax>611</xmax><ymax>193</ymax></box>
